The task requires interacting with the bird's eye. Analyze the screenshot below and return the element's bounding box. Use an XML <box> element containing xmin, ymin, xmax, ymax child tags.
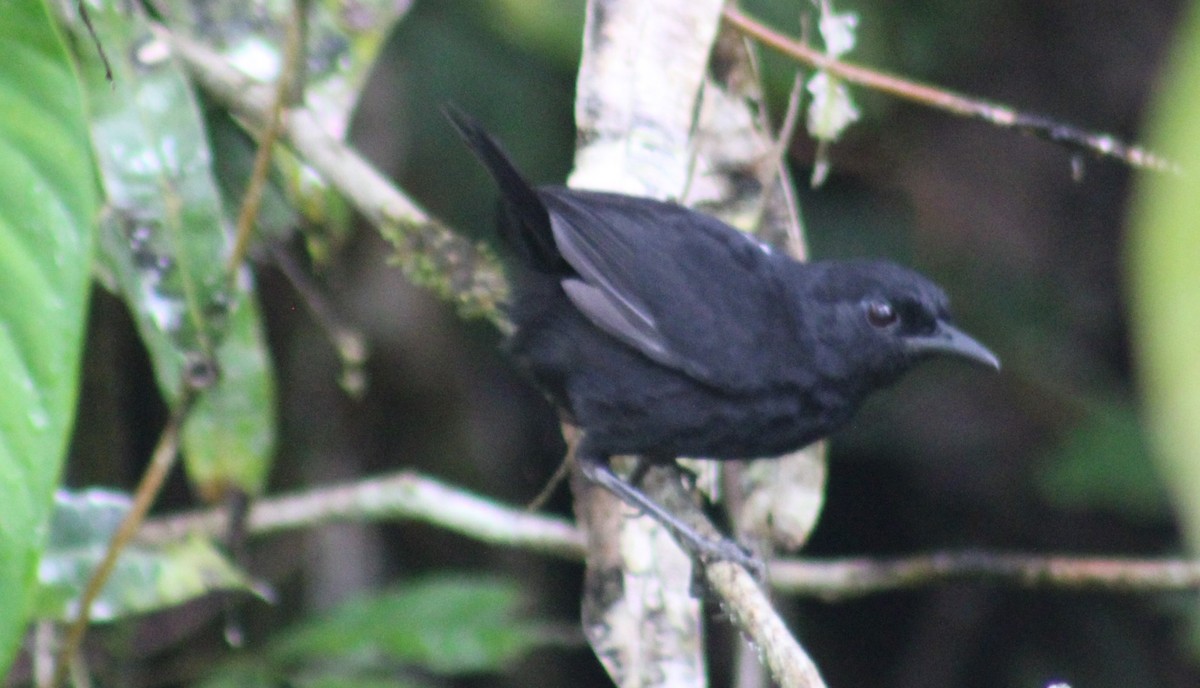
<box><xmin>865</xmin><ymin>300</ymin><xmax>899</xmax><ymax>328</ymax></box>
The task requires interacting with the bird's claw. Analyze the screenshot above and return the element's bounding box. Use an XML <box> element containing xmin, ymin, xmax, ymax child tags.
<box><xmin>693</xmin><ymin>536</ymin><xmax>766</xmax><ymax>581</ymax></box>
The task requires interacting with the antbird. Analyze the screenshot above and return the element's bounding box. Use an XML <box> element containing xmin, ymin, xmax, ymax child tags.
<box><xmin>445</xmin><ymin>107</ymin><xmax>999</xmax><ymax>564</ymax></box>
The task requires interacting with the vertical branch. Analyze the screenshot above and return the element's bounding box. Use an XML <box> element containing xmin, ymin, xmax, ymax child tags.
<box><xmin>51</xmin><ymin>389</ymin><xmax>198</xmax><ymax>688</ymax></box>
<box><xmin>226</xmin><ymin>0</ymin><xmax>308</xmax><ymax>280</ymax></box>
<box><xmin>569</xmin><ymin>1</ymin><xmax>726</xmax><ymax>685</ymax></box>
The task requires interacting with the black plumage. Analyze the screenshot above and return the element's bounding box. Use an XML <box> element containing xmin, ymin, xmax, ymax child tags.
<box><xmin>446</xmin><ymin>107</ymin><xmax>999</xmax><ymax>562</ymax></box>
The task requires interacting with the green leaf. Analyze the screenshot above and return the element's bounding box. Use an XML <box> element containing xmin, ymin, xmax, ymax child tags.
<box><xmin>182</xmin><ymin>292</ymin><xmax>277</xmax><ymax>498</ymax></box>
<box><xmin>293</xmin><ymin>678</ymin><xmax>429</xmax><ymax>688</ymax></box>
<box><xmin>272</xmin><ymin>576</ymin><xmax>554</xmax><ymax>675</ymax></box>
<box><xmin>0</xmin><ymin>0</ymin><xmax>96</xmax><ymax>674</ymax></box>
<box><xmin>197</xmin><ymin>576</ymin><xmax>565</xmax><ymax>688</ymax></box>
<box><xmin>34</xmin><ymin>489</ymin><xmax>260</xmax><ymax>622</ymax></box>
<box><xmin>1128</xmin><ymin>1</ymin><xmax>1200</xmax><ymax>553</ymax></box>
<box><xmin>77</xmin><ymin>1</ymin><xmax>234</xmax><ymax>395</ymax></box>
<box><xmin>69</xmin><ymin>0</ymin><xmax>277</xmax><ymax>499</ymax></box>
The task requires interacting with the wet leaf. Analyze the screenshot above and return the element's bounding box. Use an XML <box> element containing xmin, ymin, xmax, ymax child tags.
<box><xmin>70</xmin><ymin>0</ymin><xmax>277</xmax><ymax>499</ymax></box>
<box><xmin>80</xmin><ymin>1</ymin><xmax>233</xmax><ymax>393</ymax></box>
<box><xmin>157</xmin><ymin>0</ymin><xmax>411</xmax><ymax>138</ymax></box>
<box><xmin>0</xmin><ymin>0</ymin><xmax>96</xmax><ymax>674</ymax></box>
<box><xmin>34</xmin><ymin>490</ymin><xmax>261</xmax><ymax>622</ymax></box>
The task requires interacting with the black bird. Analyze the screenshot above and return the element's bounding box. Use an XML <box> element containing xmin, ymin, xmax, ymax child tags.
<box><xmin>445</xmin><ymin>107</ymin><xmax>999</xmax><ymax>563</ymax></box>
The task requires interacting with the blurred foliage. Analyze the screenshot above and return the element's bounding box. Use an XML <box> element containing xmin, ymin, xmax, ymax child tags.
<box><xmin>740</xmin><ymin>0</ymin><xmax>993</xmax><ymax>123</ymax></box>
<box><xmin>155</xmin><ymin>0</ymin><xmax>411</xmax><ymax>256</ymax></box>
<box><xmin>69</xmin><ymin>0</ymin><xmax>279</xmax><ymax>501</ymax></box>
<box><xmin>0</xmin><ymin>0</ymin><xmax>1191</xmax><ymax>685</ymax></box>
<box><xmin>0</xmin><ymin>0</ymin><xmax>97</xmax><ymax>675</ymax></box>
<box><xmin>1036</xmin><ymin>400</ymin><xmax>1169</xmax><ymax>521</ymax></box>
<box><xmin>206</xmin><ymin>107</ymin><xmax>299</xmax><ymax>245</ymax></box>
<box><xmin>378</xmin><ymin>0</ymin><xmax>579</xmax><ymax>238</ymax></box>
<box><xmin>153</xmin><ymin>0</ymin><xmax>411</xmax><ymax>138</ymax></box>
<box><xmin>1129</xmin><ymin>2</ymin><xmax>1200</xmax><ymax>553</ymax></box>
<box><xmin>197</xmin><ymin>576</ymin><xmax>569</xmax><ymax>688</ymax></box>
<box><xmin>486</xmin><ymin>0</ymin><xmax>587</xmax><ymax>66</ymax></box>
<box><xmin>34</xmin><ymin>490</ymin><xmax>259</xmax><ymax>623</ymax></box>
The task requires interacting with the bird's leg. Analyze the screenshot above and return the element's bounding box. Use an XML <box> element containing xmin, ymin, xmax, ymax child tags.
<box><xmin>574</xmin><ymin>441</ymin><xmax>760</xmax><ymax>573</ymax></box>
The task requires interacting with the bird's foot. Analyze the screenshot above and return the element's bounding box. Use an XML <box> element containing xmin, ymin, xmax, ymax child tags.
<box><xmin>689</xmin><ymin>534</ymin><xmax>766</xmax><ymax>580</ymax></box>
<box><xmin>576</xmin><ymin>448</ymin><xmax>766</xmax><ymax>579</ymax></box>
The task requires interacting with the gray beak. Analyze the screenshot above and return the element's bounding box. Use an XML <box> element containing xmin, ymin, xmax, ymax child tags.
<box><xmin>904</xmin><ymin>322</ymin><xmax>1001</xmax><ymax>370</ymax></box>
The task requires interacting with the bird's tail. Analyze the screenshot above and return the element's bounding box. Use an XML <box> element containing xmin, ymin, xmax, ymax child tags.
<box><xmin>442</xmin><ymin>105</ymin><xmax>565</xmax><ymax>273</ymax></box>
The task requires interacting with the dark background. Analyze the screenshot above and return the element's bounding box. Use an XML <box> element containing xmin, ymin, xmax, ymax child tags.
<box><xmin>70</xmin><ymin>0</ymin><xmax>1199</xmax><ymax>686</ymax></box>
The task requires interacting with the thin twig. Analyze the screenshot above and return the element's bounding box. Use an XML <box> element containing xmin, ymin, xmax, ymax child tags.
<box><xmin>767</xmin><ymin>68</ymin><xmax>809</xmax><ymax>258</ymax></box>
<box><xmin>768</xmin><ymin>551</ymin><xmax>1200</xmax><ymax>599</ymax></box>
<box><xmin>138</xmin><ymin>470</ymin><xmax>586</xmax><ymax>560</ymax></box>
<box><xmin>134</xmin><ymin>470</ymin><xmax>1200</xmax><ymax>599</ymax></box>
<box><xmin>525</xmin><ymin>455</ymin><xmax>571</xmax><ymax>512</ymax></box>
<box><xmin>33</xmin><ymin>622</ymin><xmax>53</xmax><ymax>688</ymax></box>
<box><xmin>639</xmin><ymin>465</ymin><xmax>827</xmax><ymax>687</ymax></box>
<box><xmin>267</xmin><ymin>242</ymin><xmax>368</xmax><ymax>397</ymax></box>
<box><xmin>225</xmin><ymin>0</ymin><xmax>306</xmax><ymax>280</ymax></box>
<box><xmin>721</xmin><ymin>5</ymin><xmax>1177</xmax><ymax>173</ymax></box>
<box><xmin>76</xmin><ymin>0</ymin><xmax>113</xmax><ymax>82</ymax></box>
<box><xmin>52</xmin><ymin>388</ymin><xmax>198</xmax><ymax>688</ymax></box>
<box><xmin>708</xmin><ymin>561</ymin><xmax>826</xmax><ymax>686</ymax></box>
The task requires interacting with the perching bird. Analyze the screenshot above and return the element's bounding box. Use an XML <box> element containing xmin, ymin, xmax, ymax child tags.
<box><xmin>445</xmin><ymin>106</ymin><xmax>999</xmax><ymax>563</ymax></box>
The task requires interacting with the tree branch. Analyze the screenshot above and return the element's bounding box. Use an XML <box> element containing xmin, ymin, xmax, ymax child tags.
<box><xmin>139</xmin><ymin>470</ymin><xmax>585</xmax><ymax>560</ymax></box>
<box><xmin>55</xmin><ymin>386</ymin><xmax>199</xmax><ymax>688</ymax></box>
<box><xmin>154</xmin><ymin>24</ymin><xmax>510</xmax><ymax>325</ymax></box>
<box><xmin>140</xmin><ymin>470</ymin><xmax>1200</xmax><ymax>599</ymax></box>
<box><xmin>769</xmin><ymin>551</ymin><xmax>1200</xmax><ymax>599</ymax></box>
<box><xmin>721</xmin><ymin>5</ymin><xmax>1176</xmax><ymax>173</ymax></box>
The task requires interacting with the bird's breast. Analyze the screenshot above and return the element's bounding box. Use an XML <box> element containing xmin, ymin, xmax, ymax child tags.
<box><xmin>507</xmin><ymin>278</ymin><xmax>861</xmax><ymax>460</ymax></box>
<box><xmin>569</xmin><ymin>375</ymin><xmax>847</xmax><ymax>460</ymax></box>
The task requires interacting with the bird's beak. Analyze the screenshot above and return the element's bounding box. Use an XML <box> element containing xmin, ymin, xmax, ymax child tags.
<box><xmin>904</xmin><ymin>322</ymin><xmax>1001</xmax><ymax>370</ymax></box>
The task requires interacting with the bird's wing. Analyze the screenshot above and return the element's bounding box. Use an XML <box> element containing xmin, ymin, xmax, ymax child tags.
<box><xmin>540</xmin><ymin>188</ymin><xmax>796</xmax><ymax>390</ymax></box>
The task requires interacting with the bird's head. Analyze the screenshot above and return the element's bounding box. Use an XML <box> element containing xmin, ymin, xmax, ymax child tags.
<box><xmin>796</xmin><ymin>259</ymin><xmax>999</xmax><ymax>391</ymax></box>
